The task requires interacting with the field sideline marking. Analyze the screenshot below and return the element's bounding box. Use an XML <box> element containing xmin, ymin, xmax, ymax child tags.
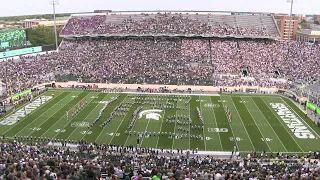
<box><xmin>238</xmin><ymin>151</ymin><xmax>305</xmax><ymax>154</ymax></box>
<box><xmin>121</xmin><ymin>92</ymin><xmax>220</xmax><ymax>97</ymax></box>
<box><xmin>199</xmin><ymin>96</ymin><xmax>208</xmax><ymax>151</ymax></box>
<box><xmin>280</xmin><ymin>97</ymin><xmax>320</xmax><ymax>139</ymax></box>
<box><xmin>199</xmin><ymin>96</ymin><xmax>223</xmax><ymax>151</ymax></box>
<box><xmin>249</xmin><ymin>97</ymin><xmax>288</xmax><ymax>152</ymax></box>
<box><xmin>228</xmin><ymin>97</ymin><xmax>255</xmax><ymax>151</ymax></box>
<box><xmin>66</xmin><ymin>93</ymin><xmax>113</xmax><ymax>140</ymax></box>
<box><xmin>260</xmin><ymin>97</ymin><xmax>304</xmax><ymax>152</ymax></box>
<box><xmin>40</xmin><ymin>92</ymin><xmax>96</xmax><ymax>139</ymax></box>
<box><xmin>218</xmin><ymin>96</ymin><xmax>239</xmax><ymax>151</ymax></box>
<box><xmin>155</xmin><ymin>98</ymin><xmax>169</xmax><ymax>149</ymax></box>
<box><xmin>9</xmin><ymin>92</ymin><xmax>71</xmax><ymax>137</ymax></box>
<box><xmin>1</xmin><ymin>92</ymin><xmax>64</xmax><ymax>134</ymax></box>
<box><xmin>105</xmin><ymin>94</ymin><xmax>130</xmax><ymax>144</ymax></box>
<box><xmin>240</xmin><ymin>97</ymin><xmax>272</xmax><ymax>152</ymax></box>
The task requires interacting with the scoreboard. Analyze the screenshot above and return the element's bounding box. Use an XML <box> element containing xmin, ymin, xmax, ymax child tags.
<box><xmin>0</xmin><ymin>29</ymin><xmax>26</xmax><ymax>49</ymax></box>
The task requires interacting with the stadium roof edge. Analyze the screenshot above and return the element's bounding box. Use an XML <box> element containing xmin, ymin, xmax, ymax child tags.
<box><xmin>72</xmin><ymin>10</ymin><xmax>274</xmax><ymax>14</ymax></box>
<box><xmin>70</xmin><ymin>10</ymin><xmax>275</xmax><ymax>17</ymax></box>
<box><xmin>70</xmin><ymin>11</ymin><xmax>232</xmax><ymax>17</ymax></box>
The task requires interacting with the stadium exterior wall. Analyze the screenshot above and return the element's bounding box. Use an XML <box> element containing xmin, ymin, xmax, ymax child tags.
<box><xmin>5</xmin><ymin>81</ymin><xmax>282</xmax><ymax>103</ymax></box>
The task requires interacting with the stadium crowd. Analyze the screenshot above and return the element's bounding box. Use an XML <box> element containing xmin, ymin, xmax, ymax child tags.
<box><xmin>1</xmin><ymin>13</ymin><xmax>320</xmax><ymax>180</ymax></box>
<box><xmin>60</xmin><ymin>13</ymin><xmax>275</xmax><ymax>38</ymax></box>
<box><xmin>2</xmin><ymin>37</ymin><xmax>320</xmax><ymax>99</ymax></box>
<box><xmin>1</xmin><ymin>140</ymin><xmax>320</xmax><ymax>180</ymax></box>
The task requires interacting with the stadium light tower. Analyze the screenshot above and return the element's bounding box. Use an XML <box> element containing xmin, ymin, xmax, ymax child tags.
<box><xmin>49</xmin><ymin>0</ymin><xmax>59</xmax><ymax>50</ymax></box>
<box><xmin>287</xmin><ymin>0</ymin><xmax>296</xmax><ymax>40</ymax></box>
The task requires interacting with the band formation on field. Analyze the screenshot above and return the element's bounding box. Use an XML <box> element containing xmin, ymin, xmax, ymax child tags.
<box><xmin>0</xmin><ymin>90</ymin><xmax>319</xmax><ymax>153</ymax></box>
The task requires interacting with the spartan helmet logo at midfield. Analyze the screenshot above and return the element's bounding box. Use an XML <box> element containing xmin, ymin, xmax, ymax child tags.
<box><xmin>138</xmin><ymin>109</ymin><xmax>163</xmax><ymax>120</ymax></box>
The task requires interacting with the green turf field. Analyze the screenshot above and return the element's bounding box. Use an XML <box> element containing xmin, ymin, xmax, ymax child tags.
<box><xmin>1</xmin><ymin>90</ymin><xmax>319</xmax><ymax>153</ymax></box>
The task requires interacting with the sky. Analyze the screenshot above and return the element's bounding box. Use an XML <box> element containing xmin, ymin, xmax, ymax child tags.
<box><xmin>0</xmin><ymin>0</ymin><xmax>319</xmax><ymax>17</ymax></box>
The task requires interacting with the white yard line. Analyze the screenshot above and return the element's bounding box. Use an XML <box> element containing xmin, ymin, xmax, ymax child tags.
<box><xmin>280</xmin><ymin>97</ymin><xmax>320</xmax><ymax>139</ymax></box>
<box><xmin>0</xmin><ymin>91</ymin><xmax>62</xmax><ymax>121</ymax></box>
<box><xmin>40</xmin><ymin>93</ymin><xmax>95</xmax><ymax>138</ymax></box>
<box><xmin>171</xmin><ymin>105</ymin><xmax>178</xmax><ymax>150</ymax></box>
<box><xmin>229</xmin><ymin>97</ymin><xmax>256</xmax><ymax>151</ymax></box>
<box><xmin>249</xmin><ymin>97</ymin><xmax>288</xmax><ymax>152</ymax></box>
<box><xmin>240</xmin><ymin>97</ymin><xmax>272</xmax><ymax>152</ymax></box>
<box><xmin>100</xmin><ymin>94</ymin><xmax>129</xmax><ymax>144</ymax></box>
<box><xmin>139</xmin><ymin>118</ymin><xmax>151</xmax><ymax>146</ymax></box>
<box><xmin>12</xmin><ymin>93</ymin><xmax>75</xmax><ymax>137</ymax></box>
<box><xmin>205</xmin><ymin>96</ymin><xmax>222</xmax><ymax>151</ymax></box>
<box><xmin>2</xmin><ymin>92</ymin><xmax>63</xmax><ymax>134</ymax></box>
<box><xmin>260</xmin><ymin>97</ymin><xmax>304</xmax><ymax>152</ymax></box>
<box><xmin>66</xmin><ymin>94</ymin><xmax>111</xmax><ymax>140</ymax></box>
<box><xmin>155</xmin><ymin>98</ymin><xmax>169</xmax><ymax>149</ymax></box>
<box><xmin>79</xmin><ymin>93</ymin><xmax>119</xmax><ymax>140</ymax></box>
<box><xmin>171</xmin><ymin>95</ymin><xmax>186</xmax><ymax>150</ymax></box>
<box><xmin>51</xmin><ymin>93</ymin><xmax>98</xmax><ymax>140</ymax></box>
<box><xmin>197</xmin><ymin>96</ymin><xmax>208</xmax><ymax>151</ymax></box>
<box><xmin>217</xmin><ymin>97</ymin><xmax>239</xmax><ymax>151</ymax></box>
<box><xmin>124</xmin><ymin>94</ymin><xmax>151</xmax><ymax>146</ymax></box>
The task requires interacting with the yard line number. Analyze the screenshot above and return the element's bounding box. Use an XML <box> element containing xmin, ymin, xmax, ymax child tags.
<box><xmin>30</xmin><ymin>127</ymin><xmax>41</xmax><ymax>131</ymax></box>
<box><xmin>97</xmin><ymin>101</ymin><xmax>109</xmax><ymax>104</ymax></box>
<box><xmin>168</xmin><ymin>136</ymin><xmax>212</xmax><ymax>140</ymax></box>
<box><xmin>261</xmin><ymin>138</ymin><xmax>273</xmax><ymax>142</ymax></box>
<box><xmin>80</xmin><ymin>131</ymin><xmax>92</xmax><ymax>135</ymax></box>
<box><xmin>54</xmin><ymin>129</ymin><xmax>66</xmax><ymax>133</ymax></box>
<box><xmin>108</xmin><ymin>133</ymin><xmax>120</xmax><ymax>136</ymax></box>
<box><xmin>230</xmin><ymin>137</ymin><xmax>242</xmax><ymax>141</ymax></box>
<box><xmin>208</xmin><ymin>128</ymin><xmax>228</xmax><ymax>132</ymax></box>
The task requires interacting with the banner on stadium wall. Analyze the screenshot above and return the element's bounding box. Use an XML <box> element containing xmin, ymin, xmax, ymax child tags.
<box><xmin>306</xmin><ymin>102</ymin><xmax>317</xmax><ymax>111</ymax></box>
<box><xmin>306</xmin><ymin>102</ymin><xmax>320</xmax><ymax>115</ymax></box>
<box><xmin>11</xmin><ymin>89</ymin><xmax>32</xmax><ymax>100</ymax></box>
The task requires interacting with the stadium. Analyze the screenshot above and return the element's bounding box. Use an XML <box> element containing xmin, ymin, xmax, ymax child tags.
<box><xmin>1</xmin><ymin>9</ymin><xmax>320</xmax><ymax>180</ymax></box>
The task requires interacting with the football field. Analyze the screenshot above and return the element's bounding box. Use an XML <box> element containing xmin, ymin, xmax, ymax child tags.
<box><xmin>1</xmin><ymin>89</ymin><xmax>320</xmax><ymax>153</ymax></box>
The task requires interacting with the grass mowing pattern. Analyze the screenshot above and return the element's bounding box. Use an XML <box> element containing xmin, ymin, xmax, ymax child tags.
<box><xmin>54</xmin><ymin>93</ymin><xmax>105</xmax><ymax>140</ymax></box>
<box><xmin>157</xmin><ymin>95</ymin><xmax>179</xmax><ymax>149</ymax></box>
<box><xmin>83</xmin><ymin>93</ymin><xmax>124</xmax><ymax>143</ymax></box>
<box><xmin>212</xmin><ymin>96</ymin><xmax>236</xmax><ymax>151</ymax></box>
<box><xmin>1</xmin><ymin>90</ymin><xmax>320</xmax><ymax>152</ymax></box>
<box><xmin>4</xmin><ymin>92</ymin><xmax>69</xmax><ymax>137</ymax></box>
<box><xmin>252</xmin><ymin>97</ymin><xmax>301</xmax><ymax>152</ymax></box>
<box><xmin>110</xmin><ymin>94</ymin><xmax>138</xmax><ymax>146</ymax></box>
<box><xmin>190</xmin><ymin>96</ymin><xmax>205</xmax><ymax>150</ymax></box>
<box><xmin>31</xmin><ymin>92</ymin><xmax>89</xmax><ymax>138</ymax></box>
<box><xmin>231</xmin><ymin>97</ymin><xmax>269</xmax><ymax>151</ymax></box>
